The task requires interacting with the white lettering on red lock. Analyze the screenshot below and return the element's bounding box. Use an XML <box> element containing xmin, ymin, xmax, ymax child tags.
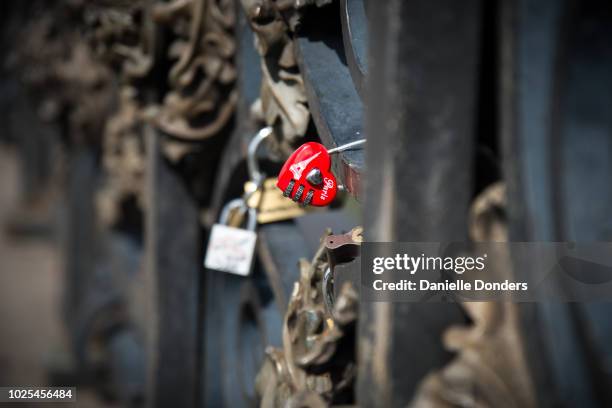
<box><xmin>320</xmin><ymin>177</ymin><xmax>335</xmax><ymax>201</ymax></box>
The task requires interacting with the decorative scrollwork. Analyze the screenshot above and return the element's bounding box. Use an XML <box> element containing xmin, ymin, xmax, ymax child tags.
<box><xmin>151</xmin><ymin>0</ymin><xmax>238</xmax><ymax>141</ymax></box>
<box><xmin>13</xmin><ymin>3</ymin><xmax>115</xmax><ymax>144</ymax></box>
<box><xmin>84</xmin><ymin>0</ymin><xmax>240</xmax><ymax>222</ymax></box>
<box><xmin>256</xmin><ymin>228</ymin><xmax>358</xmax><ymax>407</ymax></box>
<box><xmin>240</xmin><ymin>0</ymin><xmax>333</xmax><ymax>157</ymax></box>
<box><xmin>85</xmin><ymin>0</ymin><xmax>154</xmax><ymax>81</ymax></box>
<box><xmin>81</xmin><ymin>0</ymin><xmax>154</xmax><ymax>225</ymax></box>
<box><xmin>96</xmin><ymin>87</ymin><xmax>147</xmax><ymax>226</ymax></box>
<box><xmin>410</xmin><ymin>183</ymin><xmax>537</xmax><ymax>408</ymax></box>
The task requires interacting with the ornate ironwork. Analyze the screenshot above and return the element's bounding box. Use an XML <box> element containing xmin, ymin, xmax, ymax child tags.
<box><xmin>256</xmin><ymin>227</ymin><xmax>358</xmax><ymax>407</ymax></box>
<box><xmin>240</xmin><ymin>0</ymin><xmax>331</xmax><ymax>157</ymax></box>
<box><xmin>96</xmin><ymin>88</ymin><xmax>147</xmax><ymax>226</ymax></box>
<box><xmin>151</xmin><ymin>0</ymin><xmax>238</xmax><ymax>141</ymax></box>
<box><xmin>85</xmin><ymin>0</ymin><xmax>154</xmax><ymax>82</ymax></box>
<box><xmin>411</xmin><ymin>183</ymin><xmax>537</xmax><ymax>407</ymax></box>
<box><xmin>14</xmin><ymin>3</ymin><xmax>115</xmax><ymax>144</ymax></box>
<box><xmin>83</xmin><ymin>1</ymin><xmax>153</xmax><ymax>225</ymax></box>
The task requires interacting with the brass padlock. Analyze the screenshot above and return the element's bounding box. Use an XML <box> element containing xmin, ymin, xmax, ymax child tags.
<box><xmin>245</xmin><ymin>177</ymin><xmax>309</xmax><ymax>224</ymax></box>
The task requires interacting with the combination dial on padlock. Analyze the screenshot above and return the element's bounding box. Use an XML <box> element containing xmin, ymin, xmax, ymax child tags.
<box><xmin>276</xmin><ymin>142</ymin><xmax>338</xmax><ymax>207</ymax></box>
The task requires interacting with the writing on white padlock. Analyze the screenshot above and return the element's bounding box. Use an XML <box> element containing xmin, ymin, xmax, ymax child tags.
<box><xmin>204</xmin><ymin>198</ymin><xmax>258</xmax><ymax>276</ymax></box>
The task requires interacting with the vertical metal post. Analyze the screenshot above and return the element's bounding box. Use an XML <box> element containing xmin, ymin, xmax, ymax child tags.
<box><xmin>360</xmin><ymin>0</ymin><xmax>481</xmax><ymax>406</ymax></box>
<box><xmin>144</xmin><ymin>125</ymin><xmax>202</xmax><ymax>407</ymax></box>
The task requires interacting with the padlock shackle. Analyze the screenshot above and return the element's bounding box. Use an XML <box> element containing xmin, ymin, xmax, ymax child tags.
<box><xmin>245</xmin><ymin>207</ymin><xmax>257</xmax><ymax>231</ymax></box>
<box><xmin>219</xmin><ymin>198</ymin><xmax>247</xmax><ymax>225</ymax></box>
<box><xmin>247</xmin><ymin>127</ymin><xmax>273</xmax><ymax>186</ymax></box>
<box><xmin>218</xmin><ymin>197</ymin><xmax>257</xmax><ymax>231</ymax></box>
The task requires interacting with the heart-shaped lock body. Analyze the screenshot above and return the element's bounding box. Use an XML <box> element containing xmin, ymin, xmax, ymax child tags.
<box><xmin>276</xmin><ymin>142</ymin><xmax>337</xmax><ymax>206</ymax></box>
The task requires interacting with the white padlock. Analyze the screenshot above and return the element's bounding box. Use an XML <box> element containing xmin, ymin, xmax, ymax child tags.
<box><xmin>204</xmin><ymin>127</ymin><xmax>272</xmax><ymax>276</ymax></box>
<box><xmin>204</xmin><ymin>198</ymin><xmax>258</xmax><ymax>276</ymax></box>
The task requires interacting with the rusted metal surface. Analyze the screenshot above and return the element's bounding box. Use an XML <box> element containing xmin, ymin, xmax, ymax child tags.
<box><xmin>325</xmin><ymin>226</ymin><xmax>362</xmax><ymax>268</ymax></box>
<box><xmin>324</xmin><ymin>227</ymin><xmax>362</xmax><ymax>322</ymax></box>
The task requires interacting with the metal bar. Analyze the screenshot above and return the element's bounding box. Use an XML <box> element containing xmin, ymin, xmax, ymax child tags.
<box><xmin>340</xmin><ymin>0</ymin><xmax>368</xmax><ymax>96</ymax></box>
<box><xmin>295</xmin><ymin>3</ymin><xmax>365</xmax><ymax>200</ymax></box>
<box><xmin>144</xmin><ymin>125</ymin><xmax>201</xmax><ymax>408</ymax></box>
<box><xmin>359</xmin><ymin>0</ymin><xmax>481</xmax><ymax>405</ymax></box>
<box><xmin>327</xmin><ymin>138</ymin><xmax>366</xmax><ymax>154</ymax></box>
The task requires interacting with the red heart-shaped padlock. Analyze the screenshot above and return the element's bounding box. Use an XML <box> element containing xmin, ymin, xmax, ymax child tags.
<box><xmin>276</xmin><ymin>142</ymin><xmax>337</xmax><ymax>206</ymax></box>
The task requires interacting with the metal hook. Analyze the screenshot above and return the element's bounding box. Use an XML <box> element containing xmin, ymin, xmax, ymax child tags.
<box><xmin>219</xmin><ymin>198</ymin><xmax>247</xmax><ymax>225</ymax></box>
<box><xmin>322</xmin><ymin>266</ymin><xmax>335</xmax><ymax>317</ymax></box>
<box><xmin>218</xmin><ymin>198</ymin><xmax>257</xmax><ymax>231</ymax></box>
<box><xmin>247</xmin><ymin>126</ymin><xmax>273</xmax><ymax>186</ymax></box>
<box><xmin>327</xmin><ymin>138</ymin><xmax>366</xmax><ymax>154</ymax></box>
